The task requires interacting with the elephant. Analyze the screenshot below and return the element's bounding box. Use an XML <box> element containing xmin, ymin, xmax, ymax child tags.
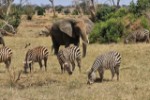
<box><xmin>124</xmin><ymin>29</ymin><xmax>150</xmax><ymax>44</ymax></box>
<box><xmin>45</xmin><ymin>18</ymin><xmax>94</xmax><ymax>57</ymax></box>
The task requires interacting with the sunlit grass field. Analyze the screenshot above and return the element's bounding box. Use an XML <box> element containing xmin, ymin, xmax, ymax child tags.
<box><xmin>0</xmin><ymin>36</ymin><xmax>150</xmax><ymax>100</ymax></box>
<box><xmin>0</xmin><ymin>16</ymin><xmax>150</xmax><ymax>100</ymax></box>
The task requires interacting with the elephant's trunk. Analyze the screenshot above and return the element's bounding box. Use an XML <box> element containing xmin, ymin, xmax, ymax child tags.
<box><xmin>80</xmin><ymin>25</ymin><xmax>89</xmax><ymax>57</ymax></box>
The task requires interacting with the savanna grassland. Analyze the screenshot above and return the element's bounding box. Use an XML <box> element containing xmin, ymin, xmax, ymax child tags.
<box><xmin>0</xmin><ymin>15</ymin><xmax>150</xmax><ymax>100</ymax></box>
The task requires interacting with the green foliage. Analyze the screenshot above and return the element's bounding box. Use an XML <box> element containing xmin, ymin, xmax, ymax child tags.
<box><xmin>55</xmin><ymin>5</ymin><xmax>64</xmax><ymax>13</ymax></box>
<box><xmin>72</xmin><ymin>9</ymin><xmax>79</xmax><ymax>15</ymax></box>
<box><xmin>89</xmin><ymin>23</ymin><xmax>101</xmax><ymax>43</ymax></box>
<box><xmin>107</xmin><ymin>7</ymin><xmax>128</xmax><ymax>19</ymax></box>
<box><xmin>35</xmin><ymin>6</ymin><xmax>45</xmax><ymax>15</ymax></box>
<box><xmin>10</xmin><ymin>14</ymin><xmax>20</xmax><ymax>29</ymax></box>
<box><xmin>137</xmin><ymin>0</ymin><xmax>150</xmax><ymax>11</ymax></box>
<box><xmin>90</xmin><ymin>18</ymin><xmax>124</xmax><ymax>43</ymax></box>
<box><xmin>64</xmin><ymin>9</ymin><xmax>70</xmax><ymax>15</ymax></box>
<box><xmin>140</xmin><ymin>16</ymin><xmax>150</xmax><ymax>30</ymax></box>
<box><xmin>129</xmin><ymin>0</ymin><xmax>150</xmax><ymax>16</ymax></box>
<box><xmin>129</xmin><ymin>1</ymin><xmax>138</xmax><ymax>15</ymax></box>
<box><xmin>23</xmin><ymin>5</ymin><xmax>34</xmax><ymax>20</ymax></box>
<box><xmin>96</xmin><ymin>5</ymin><xmax>116</xmax><ymax>21</ymax></box>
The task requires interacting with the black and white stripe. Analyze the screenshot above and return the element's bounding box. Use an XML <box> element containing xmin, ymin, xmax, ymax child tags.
<box><xmin>124</xmin><ymin>29</ymin><xmax>150</xmax><ymax>43</ymax></box>
<box><xmin>24</xmin><ymin>46</ymin><xmax>49</xmax><ymax>73</ymax></box>
<box><xmin>0</xmin><ymin>47</ymin><xmax>12</xmax><ymax>69</ymax></box>
<box><xmin>87</xmin><ymin>51</ymin><xmax>121</xmax><ymax>84</ymax></box>
<box><xmin>57</xmin><ymin>46</ymin><xmax>81</xmax><ymax>75</ymax></box>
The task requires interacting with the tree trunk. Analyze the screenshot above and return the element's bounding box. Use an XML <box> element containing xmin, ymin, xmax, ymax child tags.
<box><xmin>6</xmin><ymin>0</ymin><xmax>13</xmax><ymax>16</ymax></box>
<box><xmin>111</xmin><ymin>0</ymin><xmax>115</xmax><ymax>6</ymax></box>
<box><xmin>117</xmin><ymin>0</ymin><xmax>120</xmax><ymax>8</ymax></box>
<box><xmin>49</xmin><ymin>0</ymin><xmax>56</xmax><ymax>17</ymax></box>
<box><xmin>89</xmin><ymin>0</ymin><xmax>96</xmax><ymax>21</ymax></box>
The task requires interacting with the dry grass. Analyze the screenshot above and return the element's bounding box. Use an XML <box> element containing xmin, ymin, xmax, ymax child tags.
<box><xmin>0</xmin><ymin>16</ymin><xmax>150</xmax><ymax>100</ymax></box>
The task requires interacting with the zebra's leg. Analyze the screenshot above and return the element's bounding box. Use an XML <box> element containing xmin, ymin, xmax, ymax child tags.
<box><xmin>61</xmin><ymin>64</ymin><xmax>64</xmax><ymax>73</ymax></box>
<box><xmin>44</xmin><ymin>57</ymin><xmax>48</xmax><ymax>71</ymax></box>
<box><xmin>98</xmin><ymin>68</ymin><xmax>104</xmax><ymax>82</ymax></box>
<box><xmin>114</xmin><ymin>66</ymin><xmax>120</xmax><ymax>81</ymax></box>
<box><xmin>76</xmin><ymin>58</ymin><xmax>81</xmax><ymax>72</ymax></box>
<box><xmin>110</xmin><ymin>67</ymin><xmax>115</xmax><ymax>81</ymax></box>
<box><xmin>71</xmin><ymin>61</ymin><xmax>75</xmax><ymax>72</ymax></box>
<box><xmin>38</xmin><ymin>61</ymin><xmax>43</xmax><ymax>70</ymax></box>
<box><xmin>4</xmin><ymin>61</ymin><xmax>10</xmax><ymax>70</ymax></box>
<box><xmin>29</xmin><ymin>63</ymin><xmax>32</xmax><ymax>73</ymax></box>
<box><xmin>5</xmin><ymin>57</ymin><xmax>11</xmax><ymax>70</ymax></box>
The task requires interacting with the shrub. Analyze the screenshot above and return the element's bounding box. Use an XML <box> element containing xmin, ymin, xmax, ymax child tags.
<box><xmin>89</xmin><ymin>18</ymin><xmax>124</xmax><ymax>43</ymax></box>
<box><xmin>96</xmin><ymin>5</ymin><xmax>116</xmax><ymax>21</ymax></box>
<box><xmin>89</xmin><ymin>23</ymin><xmax>101</xmax><ymax>43</ymax></box>
<box><xmin>55</xmin><ymin>5</ymin><xmax>64</xmax><ymax>13</ymax></box>
<box><xmin>140</xmin><ymin>16</ymin><xmax>150</xmax><ymax>30</ymax></box>
<box><xmin>35</xmin><ymin>6</ymin><xmax>45</xmax><ymax>15</ymax></box>
<box><xmin>64</xmin><ymin>9</ymin><xmax>70</xmax><ymax>15</ymax></box>
<box><xmin>72</xmin><ymin>9</ymin><xmax>79</xmax><ymax>15</ymax></box>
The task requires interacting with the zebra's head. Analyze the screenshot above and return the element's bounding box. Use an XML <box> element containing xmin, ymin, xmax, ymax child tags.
<box><xmin>87</xmin><ymin>70</ymin><xmax>96</xmax><ymax>85</ymax></box>
<box><xmin>23</xmin><ymin>61</ymin><xmax>32</xmax><ymax>73</ymax></box>
<box><xmin>63</xmin><ymin>62</ymin><xmax>72</xmax><ymax>75</ymax></box>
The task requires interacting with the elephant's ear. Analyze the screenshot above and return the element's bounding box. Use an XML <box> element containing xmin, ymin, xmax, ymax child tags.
<box><xmin>59</xmin><ymin>21</ymin><xmax>75</xmax><ymax>38</ymax></box>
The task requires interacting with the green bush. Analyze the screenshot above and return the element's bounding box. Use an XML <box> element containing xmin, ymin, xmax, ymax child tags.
<box><xmin>35</xmin><ymin>6</ymin><xmax>45</xmax><ymax>15</ymax></box>
<box><xmin>96</xmin><ymin>5</ymin><xmax>116</xmax><ymax>21</ymax></box>
<box><xmin>64</xmin><ymin>9</ymin><xmax>70</xmax><ymax>15</ymax></box>
<box><xmin>72</xmin><ymin>9</ymin><xmax>79</xmax><ymax>15</ymax></box>
<box><xmin>55</xmin><ymin>5</ymin><xmax>64</xmax><ymax>13</ymax></box>
<box><xmin>140</xmin><ymin>16</ymin><xmax>150</xmax><ymax>30</ymax></box>
<box><xmin>89</xmin><ymin>18</ymin><xmax>124</xmax><ymax>43</ymax></box>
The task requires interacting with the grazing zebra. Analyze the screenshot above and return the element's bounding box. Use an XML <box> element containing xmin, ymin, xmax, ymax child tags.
<box><xmin>0</xmin><ymin>47</ymin><xmax>12</xmax><ymax>69</ymax></box>
<box><xmin>57</xmin><ymin>46</ymin><xmax>81</xmax><ymax>75</ymax></box>
<box><xmin>87</xmin><ymin>51</ymin><xmax>121</xmax><ymax>84</ymax></box>
<box><xmin>124</xmin><ymin>29</ymin><xmax>150</xmax><ymax>44</ymax></box>
<box><xmin>24</xmin><ymin>46</ymin><xmax>49</xmax><ymax>73</ymax></box>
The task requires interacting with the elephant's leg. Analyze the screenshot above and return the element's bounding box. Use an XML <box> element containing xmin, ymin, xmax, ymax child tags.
<box><xmin>54</xmin><ymin>44</ymin><xmax>60</xmax><ymax>55</ymax></box>
<box><xmin>74</xmin><ymin>37</ymin><xmax>80</xmax><ymax>46</ymax></box>
<box><xmin>52</xmin><ymin>37</ymin><xmax>60</xmax><ymax>55</ymax></box>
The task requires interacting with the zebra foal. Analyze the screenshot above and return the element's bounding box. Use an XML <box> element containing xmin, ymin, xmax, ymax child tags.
<box><xmin>23</xmin><ymin>46</ymin><xmax>49</xmax><ymax>73</ymax></box>
<box><xmin>0</xmin><ymin>47</ymin><xmax>12</xmax><ymax>69</ymax></box>
<box><xmin>87</xmin><ymin>51</ymin><xmax>121</xmax><ymax>84</ymax></box>
<box><xmin>57</xmin><ymin>46</ymin><xmax>81</xmax><ymax>75</ymax></box>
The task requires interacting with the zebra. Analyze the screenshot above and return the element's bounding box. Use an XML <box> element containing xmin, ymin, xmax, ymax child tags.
<box><xmin>124</xmin><ymin>29</ymin><xmax>150</xmax><ymax>44</ymax></box>
<box><xmin>23</xmin><ymin>46</ymin><xmax>49</xmax><ymax>73</ymax></box>
<box><xmin>57</xmin><ymin>46</ymin><xmax>81</xmax><ymax>75</ymax></box>
<box><xmin>0</xmin><ymin>46</ymin><xmax>12</xmax><ymax>69</ymax></box>
<box><xmin>87</xmin><ymin>51</ymin><xmax>121</xmax><ymax>84</ymax></box>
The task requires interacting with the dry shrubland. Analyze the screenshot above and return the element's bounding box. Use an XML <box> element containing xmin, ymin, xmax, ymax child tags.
<box><xmin>0</xmin><ymin>16</ymin><xmax>150</xmax><ymax>100</ymax></box>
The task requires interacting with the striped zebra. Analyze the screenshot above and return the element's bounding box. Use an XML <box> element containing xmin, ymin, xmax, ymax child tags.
<box><xmin>57</xmin><ymin>46</ymin><xmax>81</xmax><ymax>75</ymax></box>
<box><xmin>87</xmin><ymin>51</ymin><xmax>121</xmax><ymax>84</ymax></box>
<box><xmin>0</xmin><ymin>47</ymin><xmax>12</xmax><ymax>69</ymax></box>
<box><xmin>124</xmin><ymin>29</ymin><xmax>150</xmax><ymax>44</ymax></box>
<box><xmin>24</xmin><ymin>46</ymin><xmax>49</xmax><ymax>73</ymax></box>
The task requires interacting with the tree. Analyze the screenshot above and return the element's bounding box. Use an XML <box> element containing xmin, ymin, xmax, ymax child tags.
<box><xmin>0</xmin><ymin>0</ymin><xmax>22</xmax><ymax>35</ymax></box>
<box><xmin>49</xmin><ymin>0</ymin><xmax>56</xmax><ymax>17</ymax></box>
<box><xmin>111</xmin><ymin>0</ymin><xmax>121</xmax><ymax>8</ymax></box>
